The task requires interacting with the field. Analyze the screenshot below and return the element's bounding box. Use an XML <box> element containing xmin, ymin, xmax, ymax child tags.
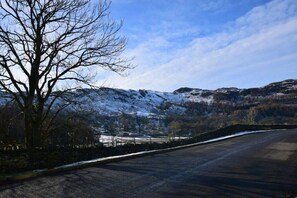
<box><xmin>99</xmin><ymin>135</ymin><xmax>188</xmax><ymax>147</ymax></box>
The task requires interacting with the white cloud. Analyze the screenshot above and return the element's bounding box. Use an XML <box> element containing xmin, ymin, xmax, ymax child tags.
<box><xmin>100</xmin><ymin>0</ymin><xmax>297</xmax><ymax>91</ymax></box>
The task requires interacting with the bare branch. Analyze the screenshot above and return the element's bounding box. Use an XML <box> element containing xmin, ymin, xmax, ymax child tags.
<box><xmin>0</xmin><ymin>0</ymin><xmax>132</xmax><ymax>148</ymax></box>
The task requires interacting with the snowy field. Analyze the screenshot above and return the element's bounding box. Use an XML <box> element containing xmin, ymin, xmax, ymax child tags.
<box><xmin>99</xmin><ymin>135</ymin><xmax>188</xmax><ymax>147</ymax></box>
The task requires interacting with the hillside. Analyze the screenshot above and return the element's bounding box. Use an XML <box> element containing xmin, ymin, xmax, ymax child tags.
<box><xmin>1</xmin><ymin>79</ymin><xmax>297</xmax><ymax>137</ymax></box>
<box><xmin>62</xmin><ymin>79</ymin><xmax>297</xmax><ymax>136</ymax></box>
<box><xmin>65</xmin><ymin>79</ymin><xmax>297</xmax><ymax>116</ymax></box>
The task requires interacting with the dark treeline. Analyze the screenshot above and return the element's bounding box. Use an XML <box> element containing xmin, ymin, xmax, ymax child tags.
<box><xmin>0</xmin><ymin>104</ymin><xmax>96</xmax><ymax>149</ymax></box>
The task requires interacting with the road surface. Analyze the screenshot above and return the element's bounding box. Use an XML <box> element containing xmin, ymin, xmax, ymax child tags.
<box><xmin>1</xmin><ymin>129</ymin><xmax>297</xmax><ymax>197</ymax></box>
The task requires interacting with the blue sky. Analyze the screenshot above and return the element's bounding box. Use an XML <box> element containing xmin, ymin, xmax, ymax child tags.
<box><xmin>97</xmin><ymin>0</ymin><xmax>297</xmax><ymax>91</ymax></box>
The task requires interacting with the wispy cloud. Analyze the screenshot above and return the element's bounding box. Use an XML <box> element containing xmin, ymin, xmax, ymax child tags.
<box><xmin>101</xmin><ymin>0</ymin><xmax>297</xmax><ymax>91</ymax></box>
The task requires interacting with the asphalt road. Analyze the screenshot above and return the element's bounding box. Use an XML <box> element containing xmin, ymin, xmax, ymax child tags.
<box><xmin>1</xmin><ymin>129</ymin><xmax>297</xmax><ymax>198</ymax></box>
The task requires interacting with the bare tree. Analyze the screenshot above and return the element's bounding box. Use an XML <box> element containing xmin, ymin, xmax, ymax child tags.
<box><xmin>168</xmin><ymin>121</ymin><xmax>181</xmax><ymax>141</ymax></box>
<box><xmin>0</xmin><ymin>0</ymin><xmax>131</xmax><ymax>149</ymax></box>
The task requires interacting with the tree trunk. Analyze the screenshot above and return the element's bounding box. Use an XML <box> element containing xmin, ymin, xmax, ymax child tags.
<box><xmin>24</xmin><ymin>107</ymin><xmax>43</xmax><ymax>149</ymax></box>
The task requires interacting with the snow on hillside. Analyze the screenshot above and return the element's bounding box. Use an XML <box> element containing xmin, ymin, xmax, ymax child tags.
<box><xmin>181</xmin><ymin>89</ymin><xmax>214</xmax><ymax>103</ymax></box>
<box><xmin>67</xmin><ymin>88</ymin><xmax>189</xmax><ymax>116</ymax></box>
<box><xmin>0</xmin><ymin>91</ymin><xmax>14</xmax><ymax>106</ymax></box>
<box><xmin>65</xmin><ymin>79</ymin><xmax>297</xmax><ymax>116</ymax></box>
<box><xmin>0</xmin><ymin>79</ymin><xmax>296</xmax><ymax>117</ymax></box>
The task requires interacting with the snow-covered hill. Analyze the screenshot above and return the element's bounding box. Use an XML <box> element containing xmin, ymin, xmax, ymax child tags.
<box><xmin>1</xmin><ymin>79</ymin><xmax>297</xmax><ymax>118</ymax></box>
<box><xmin>62</xmin><ymin>79</ymin><xmax>297</xmax><ymax>117</ymax></box>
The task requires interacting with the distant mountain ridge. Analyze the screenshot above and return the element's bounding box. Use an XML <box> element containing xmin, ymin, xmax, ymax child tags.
<box><xmin>1</xmin><ymin>79</ymin><xmax>297</xmax><ymax>136</ymax></box>
<box><xmin>63</xmin><ymin>79</ymin><xmax>297</xmax><ymax>117</ymax></box>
